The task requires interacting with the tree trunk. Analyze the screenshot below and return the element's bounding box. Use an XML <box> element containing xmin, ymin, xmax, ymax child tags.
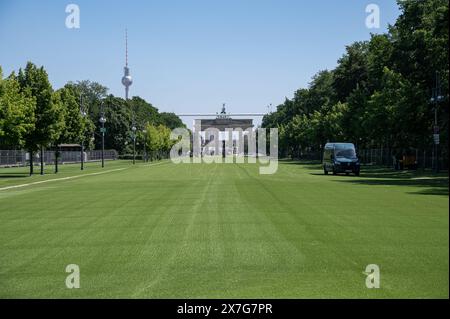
<box><xmin>29</xmin><ymin>150</ymin><xmax>34</xmax><ymax>176</ymax></box>
<box><xmin>54</xmin><ymin>145</ymin><xmax>59</xmax><ymax>174</ymax></box>
<box><xmin>40</xmin><ymin>146</ymin><xmax>44</xmax><ymax>175</ymax></box>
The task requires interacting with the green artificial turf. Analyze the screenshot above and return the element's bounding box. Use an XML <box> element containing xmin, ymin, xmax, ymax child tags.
<box><xmin>0</xmin><ymin>160</ymin><xmax>448</xmax><ymax>298</ymax></box>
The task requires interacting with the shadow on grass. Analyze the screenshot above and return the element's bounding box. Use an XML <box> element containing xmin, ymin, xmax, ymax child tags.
<box><xmin>279</xmin><ymin>159</ymin><xmax>322</xmax><ymax>168</ymax></box>
<box><xmin>0</xmin><ymin>172</ymin><xmax>30</xmax><ymax>178</ymax></box>
<box><xmin>328</xmin><ymin>167</ymin><xmax>449</xmax><ymax>196</ymax></box>
<box><xmin>412</xmin><ymin>188</ymin><xmax>449</xmax><ymax>196</ymax></box>
<box><xmin>297</xmin><ymin>161</ymin><xmax>449</xmax><ymax>196</ymax></box>
<box><xmin>0</xmin><ymin>175</ymin><xmax>29</xmax><ymax>179</ymax></box>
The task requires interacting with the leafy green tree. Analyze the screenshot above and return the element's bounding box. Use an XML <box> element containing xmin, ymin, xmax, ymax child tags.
<box><xmin>98</xmin><ymin>95</ymin><xmax>132</xmax><ymax>154</ymax></box>
<box><xmin>129</xmin><ymin>96</ymin><xmax>160</xmax><ymax>128</ymax></box>
<box><xmin>158</xmin><ymin>112</ymin><xmax>185</xmax><ymax>129</ymax></box>
<box><xmin>0</xmin><ymin>70</ymin><xmax>36</xmax><ymax>148</ymax></box>
<box><xmin>143</xmin><ymin>123</ymin><xmax>174</xmax><ymax>160</ymax></box>
<box><xmin>144</xmin><ymin>123</ymin><xmax>160</xmax><ymax>159</ymax></box>
<box><xmin>390</xmin><ymin>0</ymin><xmax>449</xmax><ymax>157</ymax></box>
<box><xmin>57</xmin><ymin>87</ymin><xmax>85</xmax><ymax>144</ymax></box>
<box><xmin>65</xmin><ymin>80</ymin><xmax>108</xmax><ymax>119</ymax></box>
<box><xmin>50</xmin><ymin>86</ymin><xmax>94</xmax><ymax>172</ymax></box>
<box><xmin>158</xmin><ymin>124</ymin><xmax>173</xmax><ymax>153</ymax></box>
<box><xmin>366</xmin><ymin>34</ymin><xmax>394</xmax><ymax>92</ymax></box>
<box><xmin>300</xmin><ymin>70</ymin><xmax>337</xmax><ymax>114</ymax></box>
<box><xmin>333</xmin><ymin>42</ymin><xmax>369</xmax><ymax>102</ymax></box>
<box><xmin>17</xmin><ymin>62</ymin><xmax>64</xmax><ymax>175</ymax></box>
<box><xmin>264</xmin><ymin>0</ymin><xmax>448</xmax><ymax>160</ymax></box>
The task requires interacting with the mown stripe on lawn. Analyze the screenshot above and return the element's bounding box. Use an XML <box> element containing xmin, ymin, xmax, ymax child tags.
<box><xmin>0</xmin><ymin>161</ymin><xmax>172</xmax><ymax>192</ymax></box>
<box><xmin>0</xmin><ymin>168</ymin><xmax>129</xmax><ymax>191</ymax></box>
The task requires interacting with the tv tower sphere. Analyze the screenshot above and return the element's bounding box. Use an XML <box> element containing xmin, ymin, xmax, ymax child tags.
<box><xmin>122</xmin><ymin>73</ymin><xmax>133</xmax><ymax>87</ymax></box>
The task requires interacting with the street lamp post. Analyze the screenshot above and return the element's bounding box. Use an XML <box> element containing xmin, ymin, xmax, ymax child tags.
<box><xmin>132</xmin><ymin>125</ymin><xmax>137</xmax><ymax>165</ymax></box>
<box><xmin>99</xmin><ymin>104</ymin><xmax>107</xmax><ymax>168</ymax></box>
<box><xmin>430</xmin><ymin>71</ymin><xmax>443</xmax><ymax>173</ymax></box>
<box><xmin>80</xmin><ymin>94</ymin><xmax>87</xmax><ymax>171</ymax></box>
<box><xmin>142</xmin><ymin>129</ymin><xmax>147</xmax><ymax>162</ymax></box>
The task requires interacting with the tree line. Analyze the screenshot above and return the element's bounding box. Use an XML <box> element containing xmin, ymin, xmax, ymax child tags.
<box><xmin>262</xmin><ymin>0</ymin><xmax>448</xmax><ymax>161</ymax></box>
<box><xmin>0</xmin><ymin>62</ymin><xmax>184</xmax><ymax>174</ymax></box>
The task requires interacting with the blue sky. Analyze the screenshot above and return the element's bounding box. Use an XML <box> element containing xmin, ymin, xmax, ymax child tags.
<box><xmin>0</xmin><ymin>0</ymin><xmax>401</xmax><ymax>127</ymax></box>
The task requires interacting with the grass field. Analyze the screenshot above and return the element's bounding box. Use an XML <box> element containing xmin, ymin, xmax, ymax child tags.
<box><xmin>0</xmin><ymin>160</ymin><xmax>448</xmax><ymax>298</ymax></box>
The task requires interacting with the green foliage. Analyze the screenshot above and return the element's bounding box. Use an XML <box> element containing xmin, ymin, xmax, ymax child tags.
<box><xmin>17</xmin><ymin>62</ymin><xmax>64</xmax><ymax>151</ymax></box>
<box><xmin>264</xmin><ymin>0</ymin><xmax>449</xmax><ymax>159</ymax></box>
<box><xmin>101</xmin><ymin>95</ymin><xmax>132</xmax><ymax>153</ymax></box>
<box><xmin>0</xmin><ymin>73</ymin><xmax>36</xmax><ymax>147</ymax></box>
<box><xmin>144</xmin><ymin>123</ymin><xmax>173</xmax><ymax>156</ymax></box>
<box><xmin>55</xmin><ymin>87</ymin><xmax>85</xmax><ymax>144</ymax></box>
<box><xmin>62</xmin><ymin>83</ymin><xmax>184</xmax><ymax>154</ymax></box>
<box><xmin>129</xmin><ymin>96</ymin><xmax>159</xmax><ymax>128</ymax></box>
<box><xmin>158</xmin><ymin>112</ymin><xmax>186</xmax><ymax>129</ymax></box>
<box><xmin>333</xmin><ymin>41</ymin><xmax>369</xmax><ymax>102</ymax></box>
<box><xmin>65</xmin><ymin>80</ymin><xmax>108</xmax><ymax>118</ymax></box>
<box><xmin>1</xmin><ymin>61</ymin><xmax>185</xmax><ymax>157</ymax></box>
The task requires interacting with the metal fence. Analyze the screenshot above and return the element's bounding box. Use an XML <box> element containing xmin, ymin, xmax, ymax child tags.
<box><xmin>294</xmin><ymin>147</ymin><xmax>448</xmax><ymax>171</ymax></box>
<box><xmin>0</xmin><ymin>150</ymin><xmax>118</xmax><ymax>167</ymax></box>
<box><xmin>358</xmin><ymin>148</ymin><xmax>448</xmax><ymax>170</ymax></box>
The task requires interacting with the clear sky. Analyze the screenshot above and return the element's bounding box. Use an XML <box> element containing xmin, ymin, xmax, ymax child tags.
<box><xmin>0</xmin><ymin>0</ymin><xmax>401</xmax><ymax>128</ymax></box>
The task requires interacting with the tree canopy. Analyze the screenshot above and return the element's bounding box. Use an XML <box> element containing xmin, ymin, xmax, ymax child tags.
<box><xmin>262</xmin><ymin>0</ymin><xmax>448</xmax><ymax>159</ymax></box>
<box><xmin>0</xmin><ymin>62</ymin><xmax>185</xmax><ymax>171</ymax></box>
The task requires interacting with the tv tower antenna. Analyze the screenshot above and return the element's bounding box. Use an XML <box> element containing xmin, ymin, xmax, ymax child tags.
<box><xmin>121</xmin><ymin>29</ymin><xmax>133</xmax><ymax>100</ymax></box>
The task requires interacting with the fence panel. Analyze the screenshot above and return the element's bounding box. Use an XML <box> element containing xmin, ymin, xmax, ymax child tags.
<box><xmin>295</xmin><ymin>147</ymin><xmax>447</xmax><ymax>171</ymax></box>
<box><xmin>0</xmin><ymin>150</ymin><xmax>26</xmax><ymax>166</ymax></box>
<box><xmin>358</xmin><ymin>148</ymin><xmax>448</xmax><ymax>170</ymax></box>
<box><xmin>0</xmin><ymin>149</ymin><xmax>118</xmax><ymax>167</ymax></box>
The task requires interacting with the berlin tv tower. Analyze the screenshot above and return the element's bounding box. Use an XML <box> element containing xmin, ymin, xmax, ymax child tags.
<box><xmin>121</xmin><ymin>29</ymin><xmax>133</xmax><ymax>100</ymax></box>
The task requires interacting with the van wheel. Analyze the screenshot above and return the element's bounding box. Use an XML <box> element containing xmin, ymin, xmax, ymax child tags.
<box><xmin>324</xmin><ymin>167</ymin><xmax>328</xmax><ymax>175</ymax></box>
<box><xmin>332</xmin><ymin>168</ymin><xmax>337</xmax><ymax>175</ymax></box>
